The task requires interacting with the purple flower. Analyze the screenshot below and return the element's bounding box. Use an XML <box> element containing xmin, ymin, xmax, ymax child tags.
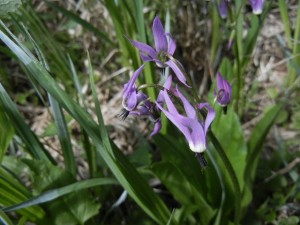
<box><xmin>156</xmin><ymin>86</ymin><xmax>215</xmax><ymax>153</ymax></box>
<box><xmin>129</xmin><ymin>16</ymin><xmax>189</xmax><ymax>87</ymax></box>
<box><xmin>249</xmin><ymin>0</ymin><xmax>264</xmax><ymax>15</ymax></box>
<box><xmin>122</xmin><ymin>64</ymin><xmax>145</xmax><ymax>111</ymax></box>
<box><xmin>215</xmin><ymin>72</ymin><xmax>232</xmax><ymax>107</ymax></box>
<box><xmin>219</xmin><ymin>0</ymin><xmax>228</xmax><ymax>19</ymax></box>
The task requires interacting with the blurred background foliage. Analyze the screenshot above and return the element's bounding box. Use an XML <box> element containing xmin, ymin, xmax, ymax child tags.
<box><xmin>0</xmin><ymin>0</ymin><xmax>299</xmax><ymax>224</ymax></box>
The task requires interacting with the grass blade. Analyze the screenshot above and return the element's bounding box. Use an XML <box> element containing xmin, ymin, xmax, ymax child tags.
<box><xmin>49</xmin><ymin>97</ymin><xmax>77</xmax><ymax>176</ymax></box>
<box><xmin>45</xmin><ymin>1</ymin><xmax>114</xmax><ymax>46</ymax></box>
<box><xmin>3</xmin><ymin>178</ymin><xmax>118</xmax><ymax>212</ymax></box>
<box><xmin>245</xmin><ymin>104</ymin><xmax>282</xmax><ymax>184</ymax></box>
<box><xmin>0</xmin><ymin>83</ymin><xmax>54</xmax><ymax>162</ymax></box>
<box><xmin>0</xmin><ymin>209</ymin><xmax>13</xmax><ymax>225</ymax></box>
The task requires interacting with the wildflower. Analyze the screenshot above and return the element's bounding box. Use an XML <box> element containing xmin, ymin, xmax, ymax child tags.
<box><xmin>129</xmin><ymin>16</ymin><xmax>189</xmax><ymax>87</ymax></box>
<box><xmin>156</xmin><ymin>86</ymin><xmax>215</xmax><ymax>153</ymax></box>
<box><xmin>219</xmin><ymin>0</ymin><xmax>228</xmax><ymax>19</ymax></box>
<box><xmin>249</xmin><ymin>0</ymin><xmax>264</xmax><ymax>15</ymax></box>
<box><xmin>214</xmin><ymin>72</ymin><xmax>232</xmax><ymax>108</ymax></box>
<box><xmin>122</xmin><ymin>64</ymin><xmax>145</xmax><ymax>111</ymax></box>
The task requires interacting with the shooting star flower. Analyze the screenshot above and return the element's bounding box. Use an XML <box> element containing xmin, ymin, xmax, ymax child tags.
<box><xmin>129</xmin><ymin>16</ymin><xmax>189</xmax><ymax>87</ymax></box>
<box><xmin>214</xmin><ymin>72</ymin><xmax>232</xmax><ymax>108</ymax></box>
<box><xmin>156</xmin><ymin>86</ymin><xmax>215</xmax><ymax>153</ymax></box>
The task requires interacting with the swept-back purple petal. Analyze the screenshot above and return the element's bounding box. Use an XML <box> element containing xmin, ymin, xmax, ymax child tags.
<box><xmin>176</xmin><ymin>85</ymin><xmax>196</xmax><ymax>119</ymax></box>
<box><xmin>123</xmin><ymin>64</ymin><xmax>145</xmax><ymax>95</ymax></box>
<box><xmin>130</xmin><ymin>39</ymin><xmax>157</xmax><ymax>59</ymax></box>
<box><xmin>122</xmin><ymin>65</ymin><xmax>145</xmax><ymax>110</ymax></box>
<box><xmin>198</xmin><ymin>103</ymin><xmax>216</xmax><ymax>134</ymax></box>
<box><xmin>156</xmin><ymin>104</ymin><xmax>191</xmax><ymax>141</ymax></box>
<box><xmin>217</xmin><ymin>72</ymin><xmax>225</xmax><ymax>90</ymax></box>
<box><xmin>150</xmin><ymin>119</ymin><xmax>162</xmax><ymax>137</ymax></box>
<box><xmin>140</xmin><ymin>53</ymin><xmax>153</xmax><ymax>62</ymax></box>
<box><xmin>122</xmin><ymin>89</ymin><xmax>137</xmax><ymax>111</ymax></box>
<box><xmin>165</xmin><ymin>60</ymin><xmax>190</xmax><ymax>87</ymax></box>
<box><xmin>162</xmin><ymin>90</ymin><xmax>179</xmax><ymax>115</ymax></box>
<box><xmin>152</xmin><ymin>16</ymin><xmax>168</xmax><ymax>52</ymax></box>
<box><xmin>166</xmin><ymin>33</ymin><xmax>176</xmax><ymax>55</ymax></box>
<box><xmin>161</xmin><ymin>110</ymin><xmax>206</xmax><ymax>152</ymax></box>
<box><xmin>157</xmin><ymin>75</ymin><xmax>172</xmax><ymax>104</ymax></box>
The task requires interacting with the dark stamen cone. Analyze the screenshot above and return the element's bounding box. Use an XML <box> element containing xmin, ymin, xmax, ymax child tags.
<box><xmin>118</xmin><ymin>109</ymin><xmax>130</xmax><ymax>120</ymax></box>
<box><xmin>195</xmin><ymin>153</ymin><xmax>208</xmax><ymax>168</ymax></box>
<box><xmin>223</xmin><ymin>106</ymin><xmax>228</xmax><ymax>114</ymax></box>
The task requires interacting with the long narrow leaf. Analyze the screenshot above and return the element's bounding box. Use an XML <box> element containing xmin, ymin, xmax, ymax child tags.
<box><xmin>0</xmin><ymin>84</ymin><xmax>54</xmax><ymax>162</ymax></box>
<box><xmin>3</xmin><ymin>178</ymin><xmax>118</xmax><ymax>212</ymax></box>
<box><xmin>0</xmin><ymin>209</ymin><xmax>13</xmax><ymax>225</ymax></box>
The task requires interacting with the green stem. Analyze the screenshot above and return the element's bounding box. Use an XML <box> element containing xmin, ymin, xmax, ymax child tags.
<box><xmin>208</xmin><ymin>131</ymin><xmax>241</xmax><ymax>225</ymax></box>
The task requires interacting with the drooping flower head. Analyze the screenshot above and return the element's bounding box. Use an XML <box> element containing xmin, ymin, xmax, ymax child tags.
<box><xmin>129</xmin><ymin>16</ymin><xmax>189</xmax><ymax>87</ymax></box>
<box><xmin>156</xmin><ymin>86</ymin><xmax>215</xmax><ymax>153</ymax></box>
<box><xmin>214</xmin><ymin>72</ymin><xmax>232</xmax><ymax>108</ymax></box>
<box><xmin>122</xmin><ymin>64</ymin><xmax>145</xmax><ymax>112</ymax></box>
<box><xmin>121</xmin><ymin>71</ymin><xmax>173</xmax><ymax>137</ymax></box>
<box><xmin>249</xmin><ymin>0</ymin><xmax>264</xmax><ymax>15</ymax></box>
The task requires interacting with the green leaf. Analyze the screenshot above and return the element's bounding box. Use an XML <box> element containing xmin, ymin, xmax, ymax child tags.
<box><xmin>49</xmin><ymin>98</ymin><xmax>77</xmax><ymax>176</ymax></box>
<box><xmin>211</xmin><ymin>106</ymin><xmax>247</xmax><ymax>216</ymax></box>
<box><xmin>0</xmin><ymin>111</ymin><xmax>14</xmax><ymax>163</ymax></box>
<box><xmin>245</xmin><ymin>104</ymin><xmax>282</xmax><ymax>183</ymax></box>
<box><xmin>154</xmin><ymin>134</ymin><xmax>215</xmax><ymax>224</ymax></box>
<box><xmin>0</xmin><ymin>208</ymin><xmax>13</xmax><ymax>225</ymax></box>
<box><xmin>3</xmin><ymin>176</ymin><xmax>118</xmax><ymax>212</ymax></box>
<box><xmin>20</xmin><ymin>159</ymin><xmax>100</xmax><ymax>225</ymax></box>
<box><xmin>0</xmin><ymin>83</ymin><xmax>54</xmax><ymax>162</ymax></box>
<box><xmin>0</xmin><ymin>0</ymin><xmax>21</xmax><ymax>16</ymax></box>
<box><xmin>0</xmin><ymin>167</ymin><xmax>45</xmax><ymax>221</ymax></box>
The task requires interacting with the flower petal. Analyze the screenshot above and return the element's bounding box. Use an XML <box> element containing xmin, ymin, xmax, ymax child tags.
<box><xmin>219</xmin><ymin>0</ymin><xmax>228</xmax><ymax>19</ymax></box>
<box><xmin>176</xmin><ymin>85</ymin><xmax>196</xmax><ymax>119</ymax></box>
<box><xmin>150</xmin><ymin>119</ymin><xmax>162</xmax><ymax>137</ymax></box>
<box><xmin>165</xmin><ymin>59</ymin><xmax>190</xmax><ymax>87</ymax></box>
<box><xmin>156</xmin><ymin>103</ymin><xmax>191</xmax><ymax>142</ymax></box>
<box><xmin>166</xmin><ymin>33</ymin><xmax>176</xmax><ymax>55</ymax></box>
<box><xmin>122</xmin><ymin>64</ymin><xmax>145</xmax><ymax>110</ymax></box>
<box><xmin>162</xmin><ymin>89</ymin><xmax>179</xmax><ymax>115</ymax></box>
<box><xmin>249</xmin><ymin>0</ymin><xmax>264</xmax><ymax>15</ymax></box>
<box><xmin>130</xmin><ymin>39</ymin><xmax>157</xmax><ymax>59</ymax></box>
<box><xmin>198</xmin><ymin>103</ymin><xmax>216</xmax><ymax>135</ymax></box>
<box><xmin>152</xmin><ymin>16</ymin><xmax>168</xmax><ymax>52</ymax></box>
<box><xmin>156</xmin><ymin>75</ymin><xmax>172</xmax><ymax>104</ymax></box>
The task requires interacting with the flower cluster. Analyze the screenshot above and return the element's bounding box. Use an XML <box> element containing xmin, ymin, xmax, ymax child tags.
<box><xmin>121</xmin><ymin>16</ymin><xmax>232</xmax><ymax>164</ymax></box>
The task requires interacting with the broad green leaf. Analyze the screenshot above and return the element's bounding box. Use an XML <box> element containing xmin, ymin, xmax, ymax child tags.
<box><xmin>20</xmin><ymin>159</ymin><xmax>100</xmax><ymax>225</ymax></box>
<box><xmin>151</xmin><ymin>161</ymin><xmax>216</xmax><ymax>225</ymax></box>
<box><xmin>154</xmin><ymin>134</ymin><xmax>216</xmax><ymax>224</ymax></box>
<box><xmin>211</xmin><ymin>106</ymin><xmax>247</xmax><ymax>215</ymax></box>
<box><xmin>0</xmin><ymin>0</ymin><xmax>21</xmax><ymax>16</ymax></box>
<box><xmin>0</xmin><ymin>111</ymin><xmax>14</xmax><ymax>163</ymax></box>
<box><xmin>0</xmin><ymin>25</ymin><xmax>172</xmax><ymax>224</ymax></box>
